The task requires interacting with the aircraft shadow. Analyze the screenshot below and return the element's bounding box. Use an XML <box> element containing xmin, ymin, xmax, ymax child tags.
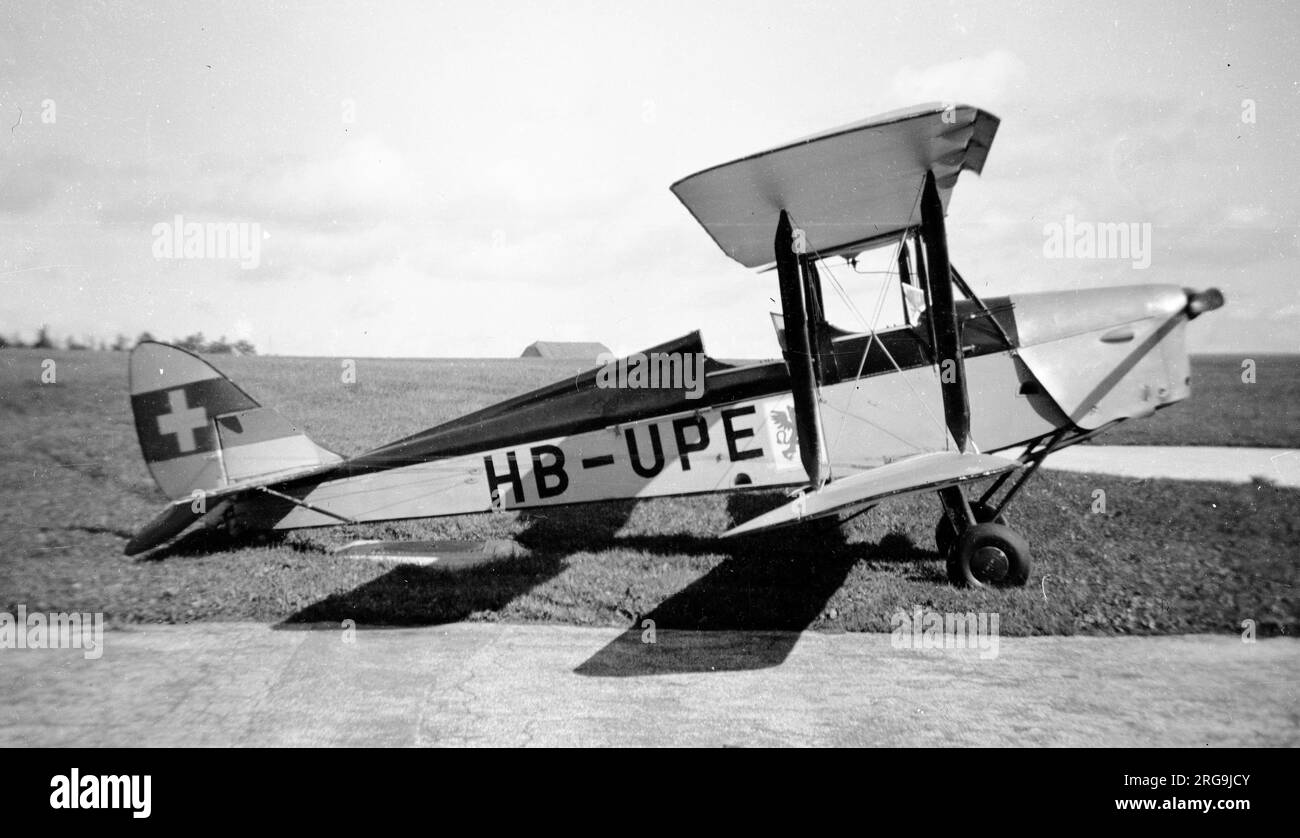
<box><xmin>278</xmin><ymin>550</ymin><xmax>570</xmax><ymax>628</ymax></box>
<box><xmin>573</xmin><ymin>504</ymin><xmax>873</xmax><ymax>678</ymax></box>
<box><xmin>135</xmin><ymin>526</ymin><xmax>292</xmax><ymax>561</ymax></box>
<box><xmin>571</xmin><ymin>550</ymin><xmax>863</xmax><ymax>676</ymax></box>
<box><xmin>565</xmin><ymin>494</ymin><xmax>933</xmax><ymax>676</ymax></box>
<box><xmin>277</xmin><ymin>501</ymin><xmax>642</xmax><ymax>628</ymax></box>
<box><xmin>274</xmin><ymin>492</ymin><xmax>934</xmax><ymax>676</ymax></box>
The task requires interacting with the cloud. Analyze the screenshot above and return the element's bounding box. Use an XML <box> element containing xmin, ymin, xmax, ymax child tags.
<box><xmin>92</xmin><ymin>134</ymin><xmax>425</xmax><ymax>230</ymax></box>
<box><xmin>0</xmin><ymin>161</ymin><xmax>59</xmax><ymax>214</ymax></box>
<box><xmin>245</xmin><ymin>134</ymin><xmax>419</xmax><ymax>223</ymax></box>
<box><xmin>0</xmin><ymin>153</ymin><xmax>107</xmax><ymax>216</ymax></box>
<box><xmin>1223</xmin><ymin>205</ymin><xmax>1268</xmax><ymax>226</ymax></box>
<box><xmin>891</xmin><ymin>50</ymin><xmax>1028</xmax><ymax>109</ymax></box>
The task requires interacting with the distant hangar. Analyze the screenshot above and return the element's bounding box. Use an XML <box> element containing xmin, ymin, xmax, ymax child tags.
<box><xmin>520</xmin><ymin>341</ymin><xmax>610</xmax><ymax>360</ymax></box>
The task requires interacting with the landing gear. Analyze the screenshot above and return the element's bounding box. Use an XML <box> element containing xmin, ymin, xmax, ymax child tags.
<box><xmin>931</xmin><ymin>430</ymin><xmax>1077</xmax><ymax>588</ymax></box>
<box><xmin>934</xmin><ymin>501</ymin><xmax>1004</xmax><ymax>559</ymax></box>
<box><xmin>935</xmin><ymin>485</ymin><xmax>1031</xmax><ymax>588</ymax></box>
<box><xmin>946</xmin><ymin>522</ymin><xmax>1031</xmax><ymax>588</ymax></box>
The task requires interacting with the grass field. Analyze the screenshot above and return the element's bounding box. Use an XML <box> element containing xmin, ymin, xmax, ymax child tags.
<box><xmin>1088</xmin><ymin>354</ymin><xmax>1300</xmax><ymax>448</ymax></box>
<box><xmin>1</xmin><ymin>349</ymin><xmax>1296</xmax><ymax>637</ymax></box>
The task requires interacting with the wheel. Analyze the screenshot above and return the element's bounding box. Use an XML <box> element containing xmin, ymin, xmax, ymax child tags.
<box><xmin>934</xmin><ymin>501</ymin><xmax>1004</xmax><ymax>558</ymax></box>
<box><xmin>946</xmin><ymin>522</ymin><xmax>1032</xmax><ymax>588</ymax></box>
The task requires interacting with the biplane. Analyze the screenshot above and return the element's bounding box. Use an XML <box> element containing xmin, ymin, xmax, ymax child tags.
<box><xmin>125</xmin><ymin>103</ymin><xmax>1223</xmax><ymax>587</ymax></box>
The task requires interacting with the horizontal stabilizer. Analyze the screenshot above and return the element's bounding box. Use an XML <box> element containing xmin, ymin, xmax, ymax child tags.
<box><xmin>124</xmin><ymin>497</ymin><xmax>213</xmax><ymax>556</ymax></box>
<box><xmin>723</xmin><ymin>451</ymin><xmax>1020</xmax><ymax>538</ymax></box>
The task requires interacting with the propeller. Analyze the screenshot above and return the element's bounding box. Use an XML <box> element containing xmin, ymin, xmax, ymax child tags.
<box><xmin>1184</xmin><ymin>287</ymin><xmax>1225</xmax><ymax>319</ymax></box>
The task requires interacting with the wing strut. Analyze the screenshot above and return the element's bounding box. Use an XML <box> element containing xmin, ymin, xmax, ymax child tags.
<box><xmin>774</xmin><ymin>210</ymin><xmax>829</xmax><ymax>486</ymax></box>
<box><xmin>919</xmin><ymin>170</ymin><xmax>971</xmax><ymax>452</ymax></box>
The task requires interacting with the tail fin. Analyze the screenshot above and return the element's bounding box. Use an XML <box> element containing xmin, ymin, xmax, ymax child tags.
<box><xmin>129</xmin><ymin>342</ymin><xmax>342</xmax><ymax>500</ymax></box>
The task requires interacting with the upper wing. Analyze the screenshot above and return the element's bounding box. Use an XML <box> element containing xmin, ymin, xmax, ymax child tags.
<box><xmin>722</xmin><ymin>450</ymin><xmax>1020</xmax><ymax>538</ymax></box>
<box><xmin>670</xmin><ymin>103</ymin><xmax>999</xmax><ymax>268</ymax></box>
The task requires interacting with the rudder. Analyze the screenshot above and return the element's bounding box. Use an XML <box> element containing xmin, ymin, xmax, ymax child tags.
<box><xmin>129</xmin><ymin>342</ymin><xmax>341</xmax><ymax>500</ymax></box>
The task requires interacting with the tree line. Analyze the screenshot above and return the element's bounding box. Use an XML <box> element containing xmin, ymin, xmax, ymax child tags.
<box><xmin>0</xmin><ymin>326</ymin><xmax>257</xmax><ymax>355</ymax></box>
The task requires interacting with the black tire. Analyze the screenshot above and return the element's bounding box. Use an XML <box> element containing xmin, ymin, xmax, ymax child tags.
<box><xmin>946</xmin><ymin>522</ymin><xmax>1032</xmax><ymax>588</ymax></box>
<box><xmin>934</xmin><ymin>501</ymin><xmax>1005</xmax><ymax>558</ymax></box>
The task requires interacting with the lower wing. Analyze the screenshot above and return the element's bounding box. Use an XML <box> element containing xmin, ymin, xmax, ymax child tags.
<box><xmin>723</xmin><ymin>451</ymin><xmax>1021</xmax><ymax>538</ymax></box>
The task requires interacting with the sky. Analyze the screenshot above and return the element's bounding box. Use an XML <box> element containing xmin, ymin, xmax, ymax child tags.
<box><xmin>1</xmin><ymin>0</ymin><xmax>1297</xmax><ymax>357</ymax></box>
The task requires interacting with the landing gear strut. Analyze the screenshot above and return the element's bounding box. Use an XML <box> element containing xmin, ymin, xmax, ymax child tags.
<box><xmin>934</xmin><ymin>429</ymin><xmax>1079</xmax><ymax>587</ymax></box>
<box><xmin>936</xmin><ymin>485</ymin><xmax>1031</xmax><ymax>588</ymax></box>
<box><xmin>934</xmin><ymin>500</ymin><xmax>1004</xmax><ymax>559</ymax></box>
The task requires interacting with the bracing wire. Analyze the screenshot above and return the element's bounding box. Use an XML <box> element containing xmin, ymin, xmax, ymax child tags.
<box><xmin>787</xmin><ymin>178</ymin><xmax>952</xmax><ymax>453</ymax></box>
